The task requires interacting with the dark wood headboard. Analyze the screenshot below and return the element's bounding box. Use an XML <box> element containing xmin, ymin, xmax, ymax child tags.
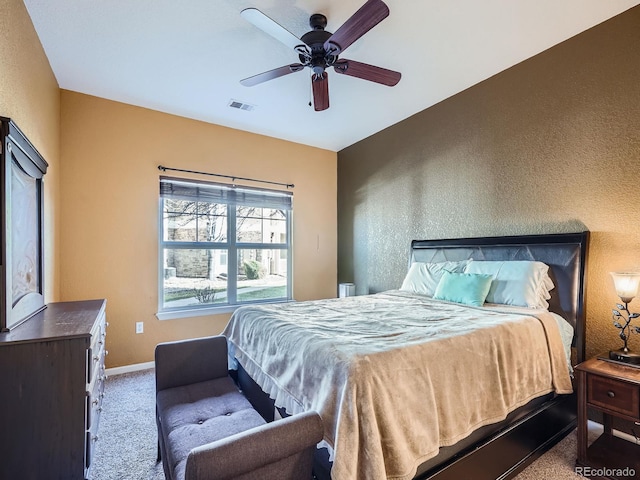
<box><xmin>410</xmin><ymin>231</ymin><xmax>590</xmax><ymax>364</ymax></box>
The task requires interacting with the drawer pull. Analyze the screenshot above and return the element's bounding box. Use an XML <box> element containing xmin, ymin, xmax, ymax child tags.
<box><xmin>92</xmin><ymin>398</ymin><xmax>99</xmax><ymax>406</ymax></box>
<box><xmin>607</xmin><ymin>390</ymin><xmax>616</xmax><ymax>398</ymax></box>
<box><xmin>93</xmin><ymin>355</ymin><xmax>99</xmax><ymax>362</ymax></box>
<box><xmin>91</xmin><ymin>435</ymin><xmax>99</xmax><ymax>443</ymax></box>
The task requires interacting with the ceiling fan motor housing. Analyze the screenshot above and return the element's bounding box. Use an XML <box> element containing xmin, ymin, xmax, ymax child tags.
<box><xmin>300</xmin><ymin>14</ymin><xmax>334</xmax><ymax>75</ymax></box>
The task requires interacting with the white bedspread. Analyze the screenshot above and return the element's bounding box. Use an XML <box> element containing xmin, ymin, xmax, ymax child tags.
<box><xmin>222</xmin><ymin>290</ymin><xmax>572</xmax><ymax>480</ymax></box>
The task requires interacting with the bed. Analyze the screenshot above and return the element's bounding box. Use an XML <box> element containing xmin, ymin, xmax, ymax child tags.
<box><xmin>222</xmin><ymin>232</ymin><xmax>589</xmax><ymax>480</ymax></box>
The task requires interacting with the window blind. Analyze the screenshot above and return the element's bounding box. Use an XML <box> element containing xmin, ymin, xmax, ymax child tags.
<box><xmin>160</xmin><ymin>176</ymin><xmax>293</xmax><ymax>210</ymax></box>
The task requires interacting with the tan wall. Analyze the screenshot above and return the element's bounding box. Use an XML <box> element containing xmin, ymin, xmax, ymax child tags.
<box><xmin>0</xmin><ymin>0</ymin><xmax>61</xmax><ymax>302</ymax></box>
<box><xmin>60</xmin><ymin>91</ymin><xmax>337</xmax><ymax>367</ymax></box>
<box><xmin>338</xmin><ymin>6</ymin><xmax>640</xmax><ymax>361</ymax></box>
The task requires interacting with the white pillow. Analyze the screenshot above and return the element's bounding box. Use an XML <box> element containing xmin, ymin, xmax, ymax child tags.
<box><xmin>400</xmin><ymin>260</ymin><xmax>469</xmax><ymax>296</ymax></box>
<box><xmin>463</xmin><ymin>260</ymin><xmax>554</xmax><ymax>309</ymax></box>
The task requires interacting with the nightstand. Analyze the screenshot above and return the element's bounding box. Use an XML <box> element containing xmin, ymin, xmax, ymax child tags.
<box><xmin>575</xmin><ymin>357</ymin><xmax>640</xmax><ymax>479</ymax></box>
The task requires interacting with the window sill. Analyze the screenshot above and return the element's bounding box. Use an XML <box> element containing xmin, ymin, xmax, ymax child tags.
<box><xmin>156</xmin><ymin>299</ymin><xmax>293</xmax><ymax>321</ymax></box>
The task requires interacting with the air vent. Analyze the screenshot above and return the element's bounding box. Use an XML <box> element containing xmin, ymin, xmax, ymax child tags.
<box><xmin>228</xmin><ymin>99</ymin><xmax>255</xmax><ymax>111</ymax></box>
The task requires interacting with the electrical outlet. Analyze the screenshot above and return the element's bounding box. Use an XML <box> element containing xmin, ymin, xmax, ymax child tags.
<box><xmin>135</xmin><ymin>321</ymin><xmax>144</xmax><ymax>334</ymax></box>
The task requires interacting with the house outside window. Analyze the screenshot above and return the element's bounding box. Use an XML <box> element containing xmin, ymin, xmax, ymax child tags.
<box><xmin>157</xmin><ymin>176</ymin><xmax>292</xmax><ymax>319</ymax></box>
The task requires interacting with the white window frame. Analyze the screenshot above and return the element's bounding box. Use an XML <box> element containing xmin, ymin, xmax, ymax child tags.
<box><xmin>156</xmin><ymin>176</ymin><xmax>293</xmax><ymax>320</ymax></box>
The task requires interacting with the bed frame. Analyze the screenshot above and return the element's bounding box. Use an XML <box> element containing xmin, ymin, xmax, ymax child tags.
<box><xmin>236</xmin><ymin>231</ymin><xmax>590</xmax><ymax>480</ymax></box>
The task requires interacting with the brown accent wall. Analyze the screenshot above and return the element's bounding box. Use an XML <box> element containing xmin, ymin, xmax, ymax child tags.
<box><xmin>60</xmin><ymin>91</ymin><xmax>337</xmax><ymax>368</ymax></box>
<box><xmin>0</xmin><ymin>0</ymin><xmax>61</xmax><ymax>302</ymax></box>
<box><xmin>338</xmin><ymin>6</ymin><xmax>640</xmax><ymax>360</ymax></box>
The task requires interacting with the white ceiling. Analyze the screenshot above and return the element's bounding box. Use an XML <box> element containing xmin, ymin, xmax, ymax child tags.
<box><xmin>23</xmin><ymin>0</ymin><xmax>640</xmax><ymax>152</ymax></box>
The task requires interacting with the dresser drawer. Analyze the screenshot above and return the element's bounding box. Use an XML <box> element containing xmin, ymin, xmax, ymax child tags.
<box><xmin>86</xmin><ymin>371</ymin><xmax>106</xmax><ymax>430</ymax></box>
<box><xmin>88</xmin><ymin>341</ymin><xmax>106</xmax><ymax>386</ymax></box>
<box><xmin>86</xmin><ymin>313</ymin><xmax>107</xmax><ymax>384</ymax></box>
<box><xmin>85</xmin><ymin>378</ymin><xmax>103</xmax><ymax>469</ymax></box>
<box><xmin>587</xmin><ymin>373</ymin><xmax>640</xmax><ymax>419</ymax></box>
<box><xmin>85</xmin><ymin>425</ymin><xmax>100</xmax><ymax>470</ymax></box>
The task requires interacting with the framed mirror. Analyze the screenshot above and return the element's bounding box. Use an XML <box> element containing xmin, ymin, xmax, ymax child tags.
<box><xmin>1</xmin><ymin>118</ymin><xmax>48</xmax><ymax>331</ymax></box>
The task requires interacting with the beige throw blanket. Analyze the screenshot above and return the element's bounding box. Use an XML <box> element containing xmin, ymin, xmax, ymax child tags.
<box><xmin>222</xmin><ymin>291</ymin><xmax>572</xmax><ymax>480</ymax></box>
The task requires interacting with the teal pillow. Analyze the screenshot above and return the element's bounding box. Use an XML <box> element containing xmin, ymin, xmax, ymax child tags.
<box><xmin>433</xmin><ymin>271</ymin><xmax>493</xmax><ymax>307</ymax></box>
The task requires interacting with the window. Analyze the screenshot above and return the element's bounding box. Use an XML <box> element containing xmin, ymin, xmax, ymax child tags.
<box><xmin>158</xmin><ymin>176</ymin><xmax>292</xmax><ymax>318</ymax></box>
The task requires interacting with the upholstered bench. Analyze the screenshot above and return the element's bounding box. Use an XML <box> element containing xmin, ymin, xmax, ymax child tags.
<box><xmin>155</xmin><ymin>335</ymin><xmax>323</xmax><ymax>480</ymax></box>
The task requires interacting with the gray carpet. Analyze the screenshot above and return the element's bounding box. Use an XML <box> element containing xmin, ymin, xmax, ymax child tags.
<box><xmin>89</xmin><ymin>369</ymin><xmax>164</xmax><ymax>480</ymax></box>
<box><xmin>90</xmin><ymin>369</ymin><xmax>585</xmax><ymax>479</ymax></box>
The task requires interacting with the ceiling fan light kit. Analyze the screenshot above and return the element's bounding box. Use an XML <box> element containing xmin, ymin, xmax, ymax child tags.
<box><xmin>240</xmin><ymin>0</ymin><xmax>402</xmax><ymax>111</ymax></box>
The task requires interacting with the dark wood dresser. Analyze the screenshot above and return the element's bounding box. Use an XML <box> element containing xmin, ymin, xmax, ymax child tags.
<box><xmin>0</xmin><ymin>299</ymin><xmax>107</xmax><ymax>480</ymax></box>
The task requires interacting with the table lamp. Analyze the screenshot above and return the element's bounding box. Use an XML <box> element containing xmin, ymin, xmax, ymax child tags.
<box><xmin>609</xmin><ymin>272</ymin><xmax>640</xmax><ymax>365</ymax></box>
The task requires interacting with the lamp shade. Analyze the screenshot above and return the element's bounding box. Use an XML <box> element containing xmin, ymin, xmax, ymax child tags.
<box><xmin>610</xmin><ymin>272</ymin><xmax>640</xmax><ymax>302</ymax></box>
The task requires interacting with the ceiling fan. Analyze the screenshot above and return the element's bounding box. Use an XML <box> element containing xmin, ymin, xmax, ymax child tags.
<box><xmin>240</xmin><ymin>0</ymin><xmax>401</xmax><ymax>111</ymax></box>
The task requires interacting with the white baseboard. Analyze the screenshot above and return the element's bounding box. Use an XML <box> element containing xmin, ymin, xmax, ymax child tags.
<box><xmin>106</xmin><ymin>361</ymin><xmax>155</xmax><ymax>376</ymax></box>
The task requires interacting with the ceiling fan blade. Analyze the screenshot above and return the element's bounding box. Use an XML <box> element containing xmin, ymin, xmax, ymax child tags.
<box><xmin>240</xmin><ymin>64</ymin><xmax>304</xmax><ymax>87</ymax></box>
<box><xmin>241</xmin><ymin>8</ymin><xmax>306</xmax><ymax>52</ymax></box>
<box><xmin>312</xmin><ymin>73</ymin><xmax>329</xmax><ymax>111</ymax></box>
<box><xmin>333</xmin><ymin>59</ymin><xmax>401</xmax><ymax>86</ymax></box>
<box><xmin>323</xmin><ymin>0</ymin><xmax>389</xmax><ymax>55</ymax></box>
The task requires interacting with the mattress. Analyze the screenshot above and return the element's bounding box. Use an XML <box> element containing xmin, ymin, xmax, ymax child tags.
<box><xmin>222</xmin><ymin>290</ymin><xmax>572</xmax><ymax>480</ymax></box>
